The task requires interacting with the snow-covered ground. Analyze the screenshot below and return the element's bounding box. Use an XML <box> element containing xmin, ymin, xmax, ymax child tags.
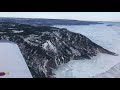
<box><xmin>53</xmin><ymin>24</ymin><xmax>120</xmax><ymax>78</ymax></box>
<box><xmin>94</xmin><ymin>62</ymin><xmax>120</xmax><ymax>78</ymax></box>
<box><xmin>0</xmin><ymin>42</ymin><xmax>32</xmax><ymax>78</ymax></box>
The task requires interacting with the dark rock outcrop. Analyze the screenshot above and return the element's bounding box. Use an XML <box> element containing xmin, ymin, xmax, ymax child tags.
<box><xmin>0</xmin><ymin>22</ymin><xmax>117</xmax><ymax>78</ymax></box>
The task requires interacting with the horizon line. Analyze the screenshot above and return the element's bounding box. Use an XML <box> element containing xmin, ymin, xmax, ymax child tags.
<box><xmin>0</xmin><ymin>16</ymin><xmax>120</xmax><ymax>22</ymax></box>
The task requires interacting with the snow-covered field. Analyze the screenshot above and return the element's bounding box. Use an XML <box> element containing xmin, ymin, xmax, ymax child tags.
<box><xmin>0</xmin><ymin>42</ymin><xmax>32</xmax><ymax>78</ymax></box>
<box><xmin>53</xmin><ymin>23</ymin><xmax>120</xmax><ymax>78</ymax></box>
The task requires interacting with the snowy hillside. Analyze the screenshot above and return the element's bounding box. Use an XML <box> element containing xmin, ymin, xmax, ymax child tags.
<box><xmin>0</xmin><ymin>21</ymin><xmax>119</xmax><ymax>78</ymax></box>
<box><xmin>0</xmin><ymin>41</ymin><xmax>32</xmax><ymax>78</ymax></box>
<box><xmin>0</xmin><ymin>22</ymin><xmax>116</xmax><ymax>78</ymax></box>
<box><xmin>54</xmin><ymin>24</ymin><xmax>120</xmax><ymax>78</ymax></box>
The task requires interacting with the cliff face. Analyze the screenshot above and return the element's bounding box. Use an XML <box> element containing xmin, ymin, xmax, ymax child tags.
<box><xmin>0</xmin><ymin>22</ymin><xmax>117</xmax><ymax>78</ymax></box>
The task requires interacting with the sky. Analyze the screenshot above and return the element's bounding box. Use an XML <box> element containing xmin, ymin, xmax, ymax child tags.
<box><xmin>0</xmin><ymin>12</ymin><xmax>120</xmax><ymax>21</ymax></box>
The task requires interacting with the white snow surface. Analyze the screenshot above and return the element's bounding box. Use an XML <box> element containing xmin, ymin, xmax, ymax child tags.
<box><xmin>94</xmin><ymin>62</ymin><xmax>120</xmax><ymax>78</ymax></box>
<box><xmin>42</xmin><ymin>40</ymin><xmax>57</xmax><ymax>52</ymax></box>
<box><xmin>0</xmin><ymin>42</ymin><xmax>32</xmax><ymax>78</ymax></box>
<box><xmin>12</xmin><ymin>30</ymin><xmax>24</xmax><ymax>33</ymax></box>
<box><xmin>53</xmin><ymin>24</ymin><xmax>120</xmax><ymax>78</ymax></box>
